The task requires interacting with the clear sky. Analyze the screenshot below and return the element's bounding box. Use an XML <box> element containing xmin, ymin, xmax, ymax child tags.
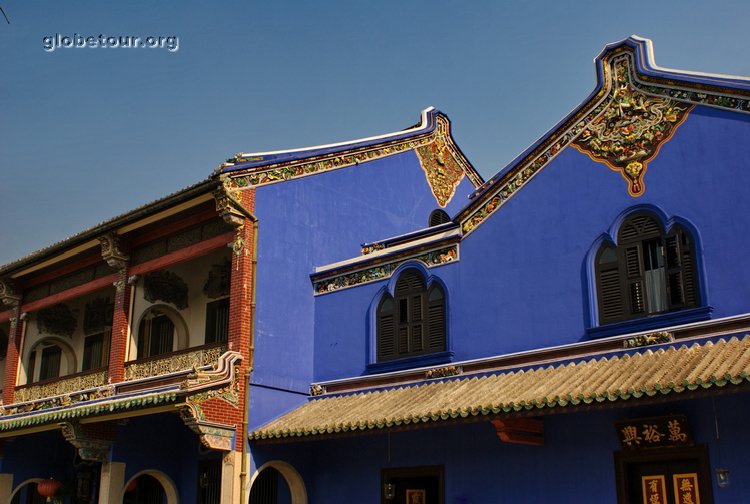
<box><xmin>1</xmin><ymin>1</ymin><xmax>748</xmax><ymax>265</ymax></box>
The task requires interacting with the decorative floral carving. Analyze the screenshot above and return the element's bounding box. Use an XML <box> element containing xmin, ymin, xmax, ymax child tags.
<box><xmin>460</xmin><ymin>46</ymin><xmax>736</xmax><ymax>235</ymax></box>
<box><xmin>415</xmin><ymin>118</ymin><xmax>466</xmax><ymax>207</ymax></box>
<box><xmin>310</xmin><ymin>384</ymin><xmax>326</xmax><ymax>396</ymax></box>
<box><xmin>623</xmin><ymin>331</ymin><xmax>673</xmax><ymax>349</ymax></box>
<box><xmin>221</xmin><ymin>114</ymin><xmax>482</xmax><ymax>192</ymax></box>
<box><xmin>36</xmin><ymin>303</ymin><xmax>77</xmax><ymax>337</ymax></box>
<box><xmin>59</xmin><ymin>421</ymin><xmax>114</xmax><ymax>462</ymax></box>
<box><xmin>0</xmin><ymin>279</ymin><xmax>20</xmax><ymax>308</ymax></box>
<box><xmin>572</xmin><ymin>57</ymin><xmax>692</xmax><ymax>196</ymax></box>
<box><xmin>361</xmin><ymin>243</ymin><xmax>386</xmax><ymax>256</ymax></box>
<box><xmin>143</xmin><ymin>270</ymin><xmax>189</xmax><ymax>309</ymax></box>
<box><xmin>98</xmin><ymin>233</ymin><xmax>129</xmax><ymax>270</ymax></box>
<box><xmin>425</xmin><ymin>365</ymin><xmax>461</xmax><ymax>379</ymax></box>
<box><xmin>314</xmin><ymin>245</ymin><xmax>457</xmax><ymax>295</ymax></box>
<box><xmin>214</xmin><ymin>180</ymin><xmax>246</xmax><ymax>228</ymax></box>
<box><xmin>11</xmin><ymin>371</ymin><xmax>109</xmax><ymax>408</ymax></box>
<box><xmin>123</xmin><ymin>344</ymin><xmax>227</xmax><ymax>381</ymax></box>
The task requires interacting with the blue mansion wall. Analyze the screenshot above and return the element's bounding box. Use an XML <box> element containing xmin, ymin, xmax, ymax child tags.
<box><xmin>311</xmin><ymin>104</ymin><xmax>750</xmax><ymax>382</ymax></box>
<box><xmin>250</xmin><ymin>394</ymin><xmax>750</xmax><ymax>504</ymax></box>
<box><xmin>250</xmin><ymin>149</ymin><xmax>477</xmax><ymax>429</ymax></box>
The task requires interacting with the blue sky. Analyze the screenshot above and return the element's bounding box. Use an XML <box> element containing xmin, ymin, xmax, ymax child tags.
<box><xmin>1</xmin><ymin>1</ymin><xmax>748</xmax><ymax>265</ymax></box>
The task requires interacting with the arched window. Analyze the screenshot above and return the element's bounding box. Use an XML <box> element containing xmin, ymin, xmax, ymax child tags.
<box><xmin>377</xmin><ymin>270</ymin><xmax>446</xmax><ymax>361</ymax></box>
<box><xmin>428</xmin><ymin>209</ymin><xmax>451</xmax><ymax>227</ymax></box>
<box><xmin>595</xmin><ymin>213</ymin><xmax>698</xmax><ymax>325</ymax></box>
<box><xmin>137</xmin><ymin>309</ymin><xmax>176</xmax><ymax>359</ymax></box>
<box><xmin>27</xmin><ymin>339</ymin><xmax>74</xmax><ymax>383</ymax></box>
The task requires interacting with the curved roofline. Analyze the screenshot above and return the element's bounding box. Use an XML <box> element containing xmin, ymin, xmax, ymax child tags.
<box><xmin>468</xmin><ymin>35</ymin><xmax>750</xmax><ymax>201</ymax></box>
<box><xmin>241</xmin><ymin>106</ymin><xmax>436</xmax><ymax>157</ymax></box>
<box><xmin>219</xmin><ymin>107</ymin><xmax>442</xmax><ymax>173</ymax></box>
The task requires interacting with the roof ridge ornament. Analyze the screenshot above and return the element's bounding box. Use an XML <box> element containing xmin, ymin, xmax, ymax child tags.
<box><xmin>571</xmin><ymin>55</ymin><xmax>692</xmax><ymax>196</ymax></box>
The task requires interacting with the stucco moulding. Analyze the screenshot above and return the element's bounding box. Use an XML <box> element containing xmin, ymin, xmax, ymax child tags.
<box><xmin>0</xmin><ymin>351</ymin><xmax>241</xmax><ymax>433</ymax></box>
<box><xmin>218</xmin><ymin>110</ymin><xmax>483</xmax><ymax>210</ymax></box>
<box><xmin>459</xmin><ymin>36</ymin><xmax>750</xmax><ymax>237</ymax></box>
<box><xmin>314</xmin><ymin>244</ymin><xmax>458</xmax><ymax>295</ymax></box>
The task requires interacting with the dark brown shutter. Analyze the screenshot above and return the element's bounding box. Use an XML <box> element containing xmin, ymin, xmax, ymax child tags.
<box><xmin>377</xmin><ymin>298</ymin><xmax>395</xmax><ymax>361</ymax></box>
<box><xmin>410</xmin><ymin>294</ymin><xmax>424</xmax><ymax>352</ymax></box>
<box><xmin>429</xmin><ymin>209</ymin><xmax>451</xmax><ymax>227</ymax></box>
<box><xmin>665</xmin><ymin>226</ymin><xmax>697</xmax><ymax>309</ymax></box>
<box><xmin>623</xmin><ymin>244</ymin><xmax>646</xmax><ymax>315</ymax></box>
<box><xmin>377</xmin><ymin>271</ymin><xmax>446</xmax><ymax>362</ymax></box>
<box><xmin>596</xmin><ymin>244</ymin><xmax>623</xmax><ymax>324</ymax></box>
<box><xmin>427</xmin><ymin>286</ymin><xmax>446</xmax><ymax>352</ymax></box>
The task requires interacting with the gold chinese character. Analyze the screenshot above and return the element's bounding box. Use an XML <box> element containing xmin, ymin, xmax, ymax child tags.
<box><xmin>668</xmin><ymin>419</ymin><xmax>687</xmax><ymax>442</ymax></box>
<box><xmin>682</xmin><ymin>492</ymin><xmax>694</xmax><ymax>504</ymax></box>
<box><xmin>680</xmin><ymin>478</ymin><xmax>694</xmax><ymax>492</ymax></box>
<box><xmin>649</xmin><ymin>480</ymin><xmax>659</xmax><ymax>492</ymax></box>
<box><xmin>622</xmin><ymin>425</ymin><xmax>642</xmax><ymax>446</ymax></box>
<box><xmin>642</xmin><ymin>424</ymin><xmax>664</xmax><ymax>443</ymax></box>
<box><xmin>650</xmin><ymin>492</ymin><xmax>662</xmax><ymax>504</ymax></box>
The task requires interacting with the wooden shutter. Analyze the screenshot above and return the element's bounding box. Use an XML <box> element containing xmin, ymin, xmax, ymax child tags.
<box><xmin>378</xmin><ymin>270</ymin><xmax>446</xmax><ymax>362</ymax></box>
<box><xmin>623</xmin><ymin>244</ymin><xmax>646</xmax><ymax>315</ymax></box>
<box><xmin>665</xmin><ymin>226</ymin><xmax>697</xmax><ymax>309</ymax></box>
<box><xmin>427</xmin><ymin>286</ymin><xmax>446</xmax><ymax>352</ymax></box>
<box><xmin>429</xmin><ymin>209</ymin><xmax>451</xmax><ymax>227</ymax></box>
<box><xmin>410</xmin><ymin>294</ymin><xmax>424</xmax><ymax>352</ymax></box>
<box><xmin>596</xmin><ymin>244</ymin><xmax>623</xmax><ymax>324</ymax></box>
<box><xmin>377</xmin><ymin>297</ymin><xmax>395</xmax><ymax>361</ymax></box>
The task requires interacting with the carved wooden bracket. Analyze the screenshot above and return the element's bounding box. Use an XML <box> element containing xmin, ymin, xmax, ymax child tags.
<box><xmin>98</xmin><ymin>233</ymin><xmax>129</xmax><ymax>271</ymax></box>
<box><xmin>59</xmin><ymin>421</ymin><xmax>115</xmax><ymax>462</ymax></box>
<box><xmin>213</xmin><ymin>176</ymin><xmax>255</xmax><ymax>229</ymax></box>
<box><xmin>491</xmin><ymin>418</ymin><xmax>544</xmax><ymax>446</ymax></box>
<box><xmin>0</xmin><ymin>280</ymin><xmax>20</xmax><ymax>308</ymax></box>
<box><xmin>179</xmin><ymin>407</ymin><xmax>236</xmax><ymax>451</ymax></box>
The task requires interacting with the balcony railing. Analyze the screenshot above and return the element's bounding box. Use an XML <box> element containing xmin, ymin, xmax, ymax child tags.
<box><xmin>14</xmin><ymin>368</ymin><xmax>108</xmax><ymax>403</ymax></box>
<box><xmin>123</xmin><ymin>342</ymin><xmax>227</xmax><ymax>381</ymax></box>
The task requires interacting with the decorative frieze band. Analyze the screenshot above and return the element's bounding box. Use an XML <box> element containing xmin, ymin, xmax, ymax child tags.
<box><xmin>13</xmin><ymin>370</ymin><xmax>108</xmax><ymax>404</ymax></box>
<box><xmin>124</xmin><ymin>344</ymin><xmax>227</xmax><ymax>381</ymax></box>
<box><xmin>314</xmin><ymin>244</ymin><xmax>458</xmax><ymax>295</ymax></box>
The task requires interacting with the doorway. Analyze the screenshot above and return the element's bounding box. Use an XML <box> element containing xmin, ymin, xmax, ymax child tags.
<box><xmin>614</xmin><ymin>446</ymin><xmax>713</xmax><ymax>504</ymax></box>
<box><xmin>381</xmin><ymin>466</ymin><xmax>444</xmax><ymax>504</ymax></box>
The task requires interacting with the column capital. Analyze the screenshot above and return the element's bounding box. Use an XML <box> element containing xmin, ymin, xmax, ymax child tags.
<box><xmin>0</xmin><ymin>280</ymin><xmax>20</xmax><ymax>309</ymax></box>
<box><xmin>98</xmin><ymin>233</ymin><xmax>129</xmax><ymax>271</ymax></box>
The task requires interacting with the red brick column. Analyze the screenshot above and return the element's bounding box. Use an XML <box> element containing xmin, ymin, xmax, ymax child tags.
<box><xmin>2</xmin><ymin>307</ymin><xmax>22</xmax><ymax>405</ymax></box>
<box><xmin>107</xmin><ymin>269</ymin><xmax>131</xmax><ymax>383</ymax></box>
<box><xmin>227</xmin><ymin>189</ymin><xmax>256</xmax><ymax>451</ymax></box>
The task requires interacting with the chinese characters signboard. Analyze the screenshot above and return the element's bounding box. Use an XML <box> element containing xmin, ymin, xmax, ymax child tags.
<box><xmin>642</xmin><ymin>475</ymin><xmax>668</xmax><ymax>504</ymax></box>
<box><xmin>615</xmin><ymin>415</ymin><xmax>692</xmax><ymax>450</ymax></box>
<box><xmin>673</xmin><ymin>473</ymin><xmax>700</xmax><ymax>504</ymax></box>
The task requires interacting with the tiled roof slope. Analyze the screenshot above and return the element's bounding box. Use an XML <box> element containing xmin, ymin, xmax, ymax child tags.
<box><xmin>250</xmin><ymin>336</ymin><xmax>750</xmax><ymax>441</ymax></box>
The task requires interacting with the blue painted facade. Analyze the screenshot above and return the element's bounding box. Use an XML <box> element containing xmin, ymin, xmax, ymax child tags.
<box><xmin>250</xmin><ymin>140</ymin><xmax>479</xmax><ymax>431</ymax></box>
<box><xmin>247</xmin><ymin>37</ymin><xmax>750</xmax><ymax>504</ymax></box>
<box><xmin>2</xmin><ymin>37</ymin><xmax>749</xmax><ymax>504</ymax></box>
<box><xmin>250</xmin><ymin>396</ymin><xmax>750</xmax><ymax>503</ymax></box>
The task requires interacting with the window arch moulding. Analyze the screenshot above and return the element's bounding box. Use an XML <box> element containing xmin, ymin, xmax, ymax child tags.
<box><xmin>366</xmin><ymin>262</ymin><xmax>452</xmax><ymax>374</ymax></box>
<box><xmin>584</xmin><ymin>205</ymin><xmax>711</xmax><ymax>339</ymax></box>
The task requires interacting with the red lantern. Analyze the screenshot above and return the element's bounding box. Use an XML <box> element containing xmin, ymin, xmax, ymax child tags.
<box><xmin>37</xmin><ymin>478</ymin><xmax>62</xmax><ymax>501</ymax></box>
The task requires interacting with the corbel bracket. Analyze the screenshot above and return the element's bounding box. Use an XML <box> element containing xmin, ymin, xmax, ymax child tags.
<box><xmin>491</xmin><ymin>418</ymin><xmax>544</xmax><ymax>446</ymax></box>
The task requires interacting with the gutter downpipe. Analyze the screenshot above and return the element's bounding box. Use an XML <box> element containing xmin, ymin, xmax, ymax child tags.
<box><xmin>240</xmin><ymin>215</ymin><xmax>258</xmax><ymax>502</ymax></box>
